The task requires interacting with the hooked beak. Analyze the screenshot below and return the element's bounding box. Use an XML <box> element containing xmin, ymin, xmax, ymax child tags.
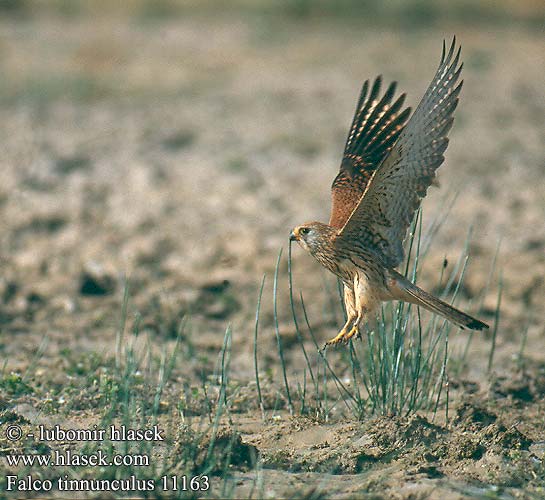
<box><xmin>289</xmin><ymin>230</ymin><xmax>298</xmax><ymax>242</ymax></box>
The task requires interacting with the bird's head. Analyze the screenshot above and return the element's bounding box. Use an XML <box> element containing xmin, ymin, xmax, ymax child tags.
<box><xmin>289</xmin><ymin>222</ymin><xmax>335</xmax><ymax>255</ymax></box>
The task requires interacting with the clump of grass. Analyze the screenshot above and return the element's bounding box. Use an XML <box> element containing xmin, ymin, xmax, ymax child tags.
<box><xmin>0</xmin><ymin>284</ymin><xmax>249</xmax><ymax>498</ymax></box>
<box><xmin>0</xmin><ymin>373</ymin><xmax>33</xmax><ymax>396</ymax></box>
<box><xmin>80</xmin><ymin>287</ymin><xmax>244</xmax><ymax>485</ymax></box>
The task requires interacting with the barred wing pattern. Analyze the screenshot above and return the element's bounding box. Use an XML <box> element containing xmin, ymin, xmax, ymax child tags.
<box><xmin>329</xmin><ymin>76</ymin><xmax>411</xmax><ymax>228</ymax></box>
<box><xmin>339</xmin><ymin>38</ymin><xmax>463</xmax><ymax>268</ymax></box>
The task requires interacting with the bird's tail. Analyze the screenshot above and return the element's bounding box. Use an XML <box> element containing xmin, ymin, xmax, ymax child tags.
<box><xmin>388</xmin><ymin>270</ymin><xmax>489</xmax><ymax>331</ymax></box>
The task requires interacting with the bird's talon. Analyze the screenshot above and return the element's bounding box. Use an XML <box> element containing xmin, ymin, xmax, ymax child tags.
<box><xmin>325</xmin><ymin>329</ymin><xmax>349</xmax><ymax>347</ymax></box>
<box><xmin>324</xmin><ymin>323</ymin><xmax>360</xmax><ymax>347</ymax></box>
<box><xmin>344</xmin><ymin>324</ymin><xmax>360</xmax><ymax>343</ymax></box>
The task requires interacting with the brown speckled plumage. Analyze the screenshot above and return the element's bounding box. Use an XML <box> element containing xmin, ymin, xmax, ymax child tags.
<box><xmin>290</xmin><ymin>38</ymin><xmax>489</xmax><ymax>347</ymax></box>
<box><xmin>329</xmin><ymin>76</ymin><xmax>411</xmax><ymax>229</ymax></box>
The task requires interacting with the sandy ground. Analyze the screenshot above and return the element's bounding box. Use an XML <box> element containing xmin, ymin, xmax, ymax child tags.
<box><xmin>0</xmin><ymin>7</ymin><xmax>544</xmax><ymax>499</ymax></box>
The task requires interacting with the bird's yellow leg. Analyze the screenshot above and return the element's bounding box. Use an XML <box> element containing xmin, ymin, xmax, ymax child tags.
<box><xmin>325</xmin><ymin>321</ymin><xmax>353</xmax><ymax>347</ymax></box>
<box><xmin>324</xmin><ymin>283</ymin><xmax>360</xmax><ymax>348</ymax></box>
<box><xmin>324</xmin><ymin>316</ymin><xmax>360</xmax><ymax>347</ymax></box>
<box><xmin>343</xmin><ymin>323</ymin><xmax>360</xmax><ymax>342</ymax></box>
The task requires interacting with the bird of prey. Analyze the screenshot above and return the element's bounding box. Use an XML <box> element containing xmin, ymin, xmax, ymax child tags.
<box><xmin>290</xmin><ymin>38</ymin><xmax>489</xmax><ymax>347</ymax></box>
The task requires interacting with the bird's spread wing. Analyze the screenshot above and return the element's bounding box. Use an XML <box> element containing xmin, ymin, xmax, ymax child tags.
<box><xmin>338</xmin><ymin>38</ymin><xmax>463</xmax><ymax>268</ymax></box>
<box><xmin>329</xmin><ymin>76</ymin><xmax>411</xmax><ymax>228</ymax></box>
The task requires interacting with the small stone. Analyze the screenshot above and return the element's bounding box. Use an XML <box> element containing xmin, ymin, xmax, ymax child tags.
<box><xmin>79</xmin><ymin>263</ymin><xmax>116</xmax><ymax>296</ymax></box>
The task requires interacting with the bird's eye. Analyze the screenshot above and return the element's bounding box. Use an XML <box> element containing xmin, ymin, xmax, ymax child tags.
<box><xmin>300</xmin><ymin>227</ymin><xmax>310</xmax><ymax>236</ymax></box>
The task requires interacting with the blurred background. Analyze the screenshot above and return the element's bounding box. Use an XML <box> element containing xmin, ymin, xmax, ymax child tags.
<box><xmin>0</xmin><ymin>0</ymin><xmax>543</xmax><ymax>373</ymax></box>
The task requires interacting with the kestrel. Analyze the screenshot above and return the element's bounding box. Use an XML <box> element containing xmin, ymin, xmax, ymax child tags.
<box><xmin>290</xmin><ymin>38</ymin><xmax>489</xmax><ymax>347</ymax></box>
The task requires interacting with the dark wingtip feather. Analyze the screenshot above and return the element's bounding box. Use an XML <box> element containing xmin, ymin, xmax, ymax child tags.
<box><xmin>467</xmin><ymin>318</ymin><xmax>489</xmax><ymax>331</ymax></box>
<box><xmin>370</xmin><ymin>76</ymin><xmax>382</xmax><ymax>99</ymax></box>
<box><xmin>452</xmin><ymin>45</ymin><xmax>462</xmax><ymax>69</ymax></box>
<box><xmin>386</xmin><ymin>80</ymin><xmax>397</xmax><ymax>96</ymax></box>
<box><xmin>360</xmin><ymin>79</ymin><xmax>370</xmax><ymax>99</ymax></box>
<box><xmin>394</xmin><ymin>91</ymin><xmax>407</xmax><ymax>110</ymax></box>
<box><xmin>446</xmin><ymin>37</ymin><xmax>455</xmax><ymax>64</ymax></box>
<box><xmin>453</xmin><ymin>80</ymin><xmax>463</xmax><ymax>100</ymax></box>
<box><xmin>440</xmin><ymin>36</ymin><xmax>459</xmax><ymax>68</ymax></box>
<box><xmin>454</xmin><ymin>64</ymin><xmax>464</xmax><ymax>82</ymax></box>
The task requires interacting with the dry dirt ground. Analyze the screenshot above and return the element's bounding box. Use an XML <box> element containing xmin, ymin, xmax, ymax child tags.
<box><xmin>0</xmin><ymin>4</ymin><xmax>544</xmax><ymax>499</ymax></box>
